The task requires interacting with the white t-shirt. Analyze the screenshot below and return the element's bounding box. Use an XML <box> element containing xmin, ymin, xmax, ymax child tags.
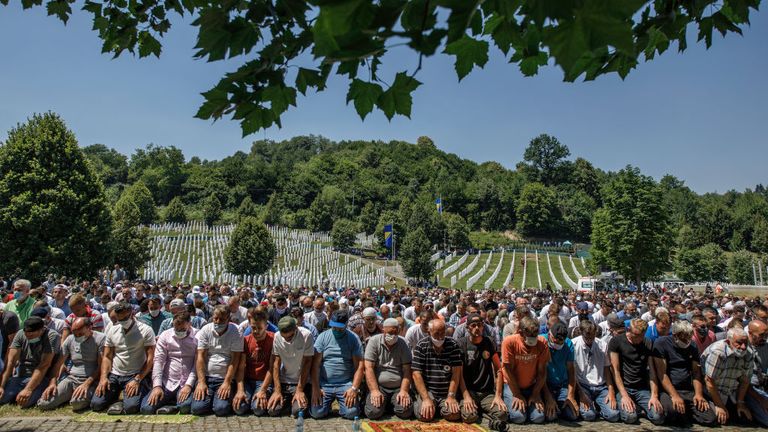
<box><xmin>273</xmin><ymin>326</ymin><xmax>314</xmax><ymax>385</ymax></box>
<box><xmin>105</xmin><ymin>320</ymin><xmax>156</xmax><ymax>376</ymax></box>
<box><xmin>196</xmin><ymin>322</ymin><xmax>244</xmax><ymax>379</ymax></box>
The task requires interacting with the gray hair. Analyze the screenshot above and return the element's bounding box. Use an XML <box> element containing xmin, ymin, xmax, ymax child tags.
<box><xmin>654</xmin><ymin>307</ymin><xmax>669</xmax><ymax>318</ymax></box>
<box><xmin>671</xmin><ymin>320</ymin><xmax>693</xmax><ymax>337</ymax></box>
<box><xmin>13</xmin><ymin>279</ymin><xmax>31</xmax><ymax>290</ymax></box>
<box><xmin>727</xmin><ymin>326</ymin><xmax>747</xmax><ymax>341</ymax></box>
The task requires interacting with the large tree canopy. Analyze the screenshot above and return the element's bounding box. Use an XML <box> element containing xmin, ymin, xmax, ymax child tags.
<box><xmin>5</xmin><ymin>0</ymin><xmax>759</xmax><ymax>135</ymax></box>
<box><xmin>0</xmin><ymin>112</ymin><xmax>114</xmax><ymax>280</ymax></box>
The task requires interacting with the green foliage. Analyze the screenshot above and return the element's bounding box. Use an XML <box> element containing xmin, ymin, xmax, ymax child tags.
<box><xmin>445</xmin><ymin>213</ymin><xmax>471</xmax><ymax>250</ymax></box>
<box><xmin>521</xmin><ymin>134</ymin><xmax>571</xmax><ymax>185</ymax></box>
<box><xmin>753</xmin><ymin>218</ymin><xmax>768</xmax><ymax>253</ymax></box>
<box><xmin>0</xmin><ymin>113</ymin><xmax>113</xmax><ymax>280</ymax></box>
<box><xmin>224</xmin><ymin>217</ymin><xmax>276</xmax><ymax>275</ymax></box>
<box><xmin>202</xmin><ymin>193</ymin><xmax>223</xmax><ymax>226</ymax></box>
<box><xmin>306</xmin><ymin>186</ymin><xmax>346</xmax><ymax>232</ymax></box>
<box><xmin>728</xmin><ymin>250</ymin><xmax>755</xmax><ymax>285</ymax></box>
<box><xmin>400</xmin><ymin>227</ymin><xmax>434</xmax><ymax>281</ymax></box>
<box><xmin>111</xmin><ymin>197</ymin><xmax>151</xmax><ymax>276</ymax></box>
<box><xmin>590</xmin><ymin>166</ymin><xmax>672</xmax><ymax>286</ymax></box>
<box><xmin>119</xmin><ymin>181</ymin><xmax>157</xmax><ymax>224</ymax></box>
<box><xmin>557</xmin><ymin>187</ymin><xmax>596</xmax><ymax>240</ymax></box>
<box><xmin>8</xmin><ymin>0</ymin><xmax>759</xmax><ymax>135</ymax></box>
<box><xmin>674</xmin><ymin>243</ymin><xmax>726</xmax><ymax>282</ymax></box>
<box><xmin>128</xmin><ymin>144</ymin><xmax>187</xmax><ymax>205</ymax></box>
<box><xmin>82</xmin><ymin>143</ymin><xmax>128</xmax><ymax>186</ymax></box>
<box><xmin>331</xmin><ymin>218</ymin><xmax>357</xmax><ymax>251</ymax></box>
<box><xmin>237</xmin><ymin>196</ymin><xmax>260</xmax><ymax>220</ymax></box>
<box><xmin>164</xmin><ymin>196</ymin><xmax>187</xmax><ymax>223</ymax></box>
<box><xmin>358</xmin><ymin>201</ymin><xmax>378</xmax><ymax>235</ymax></box>
<box><xmin>262</xmin><ymin>193</ymin><xmax>283</xmax><ymax>225</ymax></box>
<box><xmin>516</xmin><ymin>182</ymin><xmax>559</xmax><ymax>236</ymax></box>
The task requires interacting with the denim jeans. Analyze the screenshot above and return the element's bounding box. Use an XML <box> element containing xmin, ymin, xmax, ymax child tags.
<box><xmin>616</xmin><ymin>387</ymin><xmax>665</xmax><ymax>424</ymax></box>
<box><xmin>310</xmin><ymin>382</ymin><xmax>360</xmax><ymax>419</ymax></box>
<box><xmin>747</xmin><ymin>386</ymin><xmax>768</xmax><ymax>427</ymax></box>
<box><xmin>502</xmin><ymin>385</ymin><xmax>545</xmax><ymax>424</ymax></box>
<box><xmin>578</xmin><ymin>383</ymin><xmax>620</xmax><ymax>422</ymax></box>
<box><xmin>139</xmin><ymin>385</ymin><xmax>193</xmax><ymax>414</ymax></box>
<box><xmin>90</xmin><ymin>374</ymin><xmax>150</xmax><ymax>414</ymax></box>
<box><xmin>190</xmin><ymin>376</ymin><xmax>235</xmax><ymax>416</ymax></box>
<box><xmin>0</xmin><ymin>376</ymin><xmax>47</xmax><ymax>408</ymax></box>
<box><xmin>546</xmin><ymin>385</ymin><xmax>578</xmax><ymax>421</ymax></box>
<box><xmin>270</xmin><ymin>383</ymin><xmax>311</xmax><ymax>417</ymax></box>
<box><xmin>234</xmin><ymin>379</ymin><xmax>270</xmax><ymax>416</ymax></box>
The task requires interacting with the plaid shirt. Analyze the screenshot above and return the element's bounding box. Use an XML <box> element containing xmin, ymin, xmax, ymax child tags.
<box><xmin>702</xmin><ymin>339</ymin><xmax>752</xmax><ymax>402</ymax></box>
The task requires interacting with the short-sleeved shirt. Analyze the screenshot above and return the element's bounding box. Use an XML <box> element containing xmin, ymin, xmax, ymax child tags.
<box><xmin>243</xmin><ymin>332</ymin><xmax>274</xmax><ymax>381</ymax></box>
<box><xmin>607</xmin><ymin>334</ymin><xmax>653</xmax><ymax>390</ymax></box>
<box><xmin>651</xmin><ymin>335</ymin><xmax>699</xmax><ymax>390</ymax></box>
<box><xmin>412</xmin><ymin>337</ymin><xmax>463</xmax><ymax>399</ymax></box>
<box><xmin>501</xmin><ymin>334</ymin><xmax>550</xmax><ymax>390</ymax></box>
<box><xmin>702</xmin><ymin>339</ymin><xmax>752</xmax><ymax>402</ymax></box>
<box><xmin>105</xmin><ymin>320</ymin><xmax>156</xmax><ymax>376</ymax></box>
<box><xmin>196</xmin><ymin>322</ymin><xmax>244</xmax><ymax>379</ymax></box>
<box><xmin>364</xmin><ymin>334</ymin><xmax>412</xmax><ymax>389</ymax></box>
<box><xmin>456</xmin><ymin>335</ymin><xmax>497</xmax><ymax>393</ymax></box>
<box><xmin>543</xmin><ymin>334</ymin><xmax>574</xmax><ymax>388</ymax></box>
<box><xmin>64</xmin><ymin>310</ymin><xmax>105</xmax><ymax>332</ymax></box>
<box><xmin>273</xmin><ymin>326</ymin><xmax>315</xmax><ymax>384</ymax></box>
<box><xmin>1</xmin><ymin>310</ymin><xmax>20</xmax><ymax>356</ymax></box>
<box><xmin>10</xmin><ymin>329</ymin><xmax>58</xmax><ymax>377</ymax></box>
<box><xmin>62</xmin><ymin>332</ymin><xmax>106</xmax><ymax>378</ymax></box>
<box><xmin>314</xmin><ymin>329</ymin><xmax>363</xmax><ymax>385</ymax></box>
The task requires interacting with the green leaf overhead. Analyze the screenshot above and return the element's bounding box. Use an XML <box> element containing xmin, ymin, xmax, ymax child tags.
<box><xmin>3</xmin><ymin>0</ymin><xmax>760</xmax><ymax>134</ymax></box>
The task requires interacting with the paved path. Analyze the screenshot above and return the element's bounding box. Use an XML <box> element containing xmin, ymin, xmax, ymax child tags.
<box><xmin>0</xmin><ymin>415</ymin><xmax>766</xmax><ymax>432</ymax></box>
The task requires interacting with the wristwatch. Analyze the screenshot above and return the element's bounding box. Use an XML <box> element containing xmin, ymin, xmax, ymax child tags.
<box><xmin>448</xmin><ymin>391</ymin><xmax>456</xmax><ymax>398</ymax></box>
<box><xmin>133</xmin><ymin>376</ymin><xmax>142</xmax><ymax>383</ymax></box>
<box><xmin>351</xmin><ymin>386</ymin><xmax>360</xmax><ymax>393</ymax></box>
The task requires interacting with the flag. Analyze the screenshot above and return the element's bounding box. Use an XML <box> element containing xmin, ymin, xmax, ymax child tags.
<box><xmin>435</xmin><ymin>197</ymin><xmax>443</xmax><ymax>214</ymax></box>
<box><xmin>384</xmin><ymin>225</ymin><xmax>393</xmax><ymax>249</ymax></box>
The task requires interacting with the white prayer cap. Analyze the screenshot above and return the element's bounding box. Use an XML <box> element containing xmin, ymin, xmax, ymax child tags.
<box><xmin>362</xmin><ymin>307</ymin><xmax>377</xmax><ymax>318</ymax></box>
<box><xmin>192</xmin><ymin>285</ymin><xmax>201</xmax><ymax>293</ymax></box>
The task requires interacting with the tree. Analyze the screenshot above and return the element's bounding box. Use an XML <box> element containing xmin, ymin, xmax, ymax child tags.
<box><xmin>674</xmin><ymin>243</ymin><xmax>726</xmax><ymax>282</ymax></box>
<box><xmin>591</xmin><ymin>166</ymin><xmax>672</xmax><ymax>286</ymax></box>
<box><xmin>306</xmin><ymin>185</ymin><xmax>345</xmax><ymax>232</ymax></box>
<box><xmin>224</xmin><ymin>217</ymin><xmax>277</xmax><ymax>275</ymax></box>
<box><xmin>728</xmin><ymin>250</ymin><xmax>755</xmax><ymax>285</ymax></box>
<box><xmin>237</xmin><ymin>196</ymin><xmax>260</xmax><ymax>220</ymax></box>
<box><xmin>82</xmin><ymin>143</ymin><xmax>129</xmax><ymax>186</ymax></box>
<box><xmin>121</xmin><ymin>181</ymin><xmax>157</xmax><ymax>224</ymax></box>
<box><xmin>557</xmin><ymin>188</ymin><xmax>596</xmax><ymax>240</ymax></box>
<box><xmin>111</xmin><ymin>197</ymin><xmax>151</xmax><ymax>277</ymax></box>
<box><xmin>445</xmin><ymin>213</ymin><xmax>471</xmax><ymax>250</ymax></box>
<box><xmin>202</xmin><ymin>193</ymin><xmax>223</xmax><ymax>226</ymax></box>
<box><xmin>0</xmin><ymin>112</ymin><xmax>113</xmax><ymax>280</ymax></box>
<box><xmin>9</xmin><ymin>2</ymin><xmax>757</xmax><ymax>136</ymax></box>
<box><xmin>516</xmin><ymin>182</ymin><xmax>558</xmax><ymax>237</ymax></box>
<box><xmin>521</xmin><ymin>134</ymin><xmax>571</xmax><ymax>185</ymax></box>
<box><xmin>358</xmin><ymin>201</ymin><xmax>378</xmax><ymax>235</ymax></box>
<box><xmin>164</xmin><ymin>196</ymin><xmax>187</xmax><ymax>223</ymax></box>
<box><xmin>400</xmin><ymin>228</ymin><xmax>434</xmax><ymax>281</ymax></box>
<box><xmin>331</xmin><ymin>219</ymin><xmax>357</xmax><ymax>251</ymax></box>
<box><xmin>262</xmin><ymin>193</ymin><xmax>283</xmax><ymax>225</ymax></box>
<box><xmin>753</xmin><ymin>217</ymin><xmax>768</xmax><ymax>253</ymax></box>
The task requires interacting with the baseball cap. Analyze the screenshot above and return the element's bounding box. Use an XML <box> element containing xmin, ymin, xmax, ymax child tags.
<box><xmin>576</xmin><ymin>302</ymin><xmax>589</xmax><ymax>311</ymax></box>
<box><xmin>278</xmin><ymin>316</ymin><xmax>297</xmax><ymax>332</ymax></box>
<box><xmin>329</xmin><ymin>310</ymin><xmax>350</xmax><ymax>328</ymax></box>
<box><xmin>607</xmin><ymin>313</ymin><xmax>625</xmax><ymax>329</ymax></box>
<box><xmin>24</xmin><ymin>316</ymin><xmax>45</xmax><ymax>332</ymax></box>
<box><xmin>170</xmin><ymin>299</ymin><xmax>186</xmax><ymax>308</ymax></box>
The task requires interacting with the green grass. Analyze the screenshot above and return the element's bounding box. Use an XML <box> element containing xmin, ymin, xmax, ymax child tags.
<box><xmin>555</xmin><ymin>254</ymin><xmax>578</xmax><ymax>288</ymax></box>
<box><xmin>536</xmin><ymin>252</ymin><xmax>554</xmax><ymax>290</ymax></box>
<box><xmin>474</xmin><ymin>252</ymin><xmax>504</xmax><ymax>290</ymax></box>
<box><xmin>573</xmin><ymin>256</ymin><xmax>588</xmax><ymax>276</ymax></box>
<box><xmin>469</xmin><ymin>231</ymin><xmax>514</xmax><ymax>250</ymax></box>
<box><xmin>511</xmin><ymin>251</ymin><xmax>526</xmax><ymax>290</ymax></box>
<box><xmin>547</xmin><ymin>253</ymin><xmax>569</xmax><ymax>290</ymax></box>
<box><xmin>0</xmin><ymin>403</ymin><xmax>73</xmax><ymax>417</ymax></box>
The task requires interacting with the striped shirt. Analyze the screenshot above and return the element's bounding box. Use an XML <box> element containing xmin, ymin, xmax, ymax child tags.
<box><xmin>412</xmin><ymin>337</ymin><xmax>462</xmax><ymax>399</ymax></box>
<box><xmin>702</xmin><ymin>339</ymin><xmax>752</xmax><ymax>403</ymax></box>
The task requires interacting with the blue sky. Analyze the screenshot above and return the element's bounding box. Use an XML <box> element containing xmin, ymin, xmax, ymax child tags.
<box><xmin>0</xmin><ymin>4</ymin><xmax>766</xmax><ymax>194</ymax></box>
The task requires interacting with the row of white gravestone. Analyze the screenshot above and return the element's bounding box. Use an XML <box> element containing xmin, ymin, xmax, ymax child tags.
<box><xmin>142</xmin><ymin>223</ymin><xmax>384</xmax><ymax>287</ymax></box>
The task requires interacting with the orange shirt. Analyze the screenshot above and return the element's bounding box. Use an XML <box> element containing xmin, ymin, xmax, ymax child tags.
<box><xmin>501</xmin><ymin>334</ymin><xmax>549</xmax><ymax>390</ymax></box>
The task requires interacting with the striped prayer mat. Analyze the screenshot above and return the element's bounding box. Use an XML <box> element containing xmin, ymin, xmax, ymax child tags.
<box><xmin>363</xmin><ymin>420</ymin><xmax>487</xmax><ymax>432</ymax></box>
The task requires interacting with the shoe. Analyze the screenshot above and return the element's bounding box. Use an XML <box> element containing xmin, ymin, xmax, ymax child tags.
<box><xmin>488</xmin><ymin>419</ymin><xmax>507</xmax><ymax>432</ymax></box>
<box><xmin>157</xmin><ymin>406</ymin><xmax>179</xmax><ymax>415</ymax></box>
<box><xmin>107</xmin><ymin>401</ymin><xmax>124</xmax><ymax>415</ymax></box>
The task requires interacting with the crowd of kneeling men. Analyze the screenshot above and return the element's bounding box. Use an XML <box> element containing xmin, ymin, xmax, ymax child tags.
<box><xmin>1</xmin><ymin>278</ymin><xmax>768</xmax><ymax>431</ymax></box>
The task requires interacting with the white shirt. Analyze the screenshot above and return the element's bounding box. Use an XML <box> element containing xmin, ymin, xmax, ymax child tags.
<box><xmin>572</xmin><ymin>336</ymin><xmax>610</xmax><ymax>387</ymax></box>
<box><xmin>105</xmin><ymin>320</ymin><xmax>156</xmax><ymax>376</ymax></box>
<box><xmin>641</xmin><ymin>311</ymin><xmax>654</xmax><ymax>322</ymax></box>
<box><xmin>405</xmin><ymin>324</ymin><xmax>428</xmax><ymax>349</ymax></box>
<box><xmin>196</xmin><ymin>322</ymin><xmax>244</xmax><ymax>379</ymax></box>
<box><xmin>50</xmin><ymin>307</ymin><xmax>66</xmax><ymax>320</ymax></box>
<box><xmin>230</xmin><ymin>306</ymin><xmax>248</xmax><ymax>324</ymax></box>
<box><xmin>592</xmin><ymin>310</ymin><xmax>609</xmax><ymax>325</ymax></box>
<box><xmin>273</xmin><ymin>326</ymin><xmax>314</xmax><ymax>385</ymax></box>
<box><xmin>403</xmin><ymin>306</ymin><xmax>418</xmax><ymax>322</ymax></box>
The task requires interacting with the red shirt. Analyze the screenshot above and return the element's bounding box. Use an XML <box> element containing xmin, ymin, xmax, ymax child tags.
<box><xmin>243</xmin><ymin>331</ymin><xmax>274</xmax><ymax>381</ymax></box>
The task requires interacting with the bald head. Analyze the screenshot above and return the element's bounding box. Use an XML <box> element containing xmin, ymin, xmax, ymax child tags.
<box><xmin>749</xmin><ymin>320</ymin><xmax>768</xmax><ymax>347</ymax></box>
<box><xmin>71</xmin><ymin>317</ymin><xmax>92</xmax><ymax>339</ymax></box>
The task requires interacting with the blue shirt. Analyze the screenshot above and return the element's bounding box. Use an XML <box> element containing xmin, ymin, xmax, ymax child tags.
<box><xmin>242</xmin><ymin>321</ymin><xmax>279</xmax><ymax>337</ymax></box>
<box><xmin>542</xmin><ymin>333</ymin><xmax>574</xmax><ymax>388</ymax></box>
<box><xmin>314</xmin><ymin>329</ymin><xmax>363</xmax><ymax>385</ymax></box>
<box><xmin>645</xmin><ymin>324</ymin><xmax>668</xmax><ymax>343</ymax></box>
